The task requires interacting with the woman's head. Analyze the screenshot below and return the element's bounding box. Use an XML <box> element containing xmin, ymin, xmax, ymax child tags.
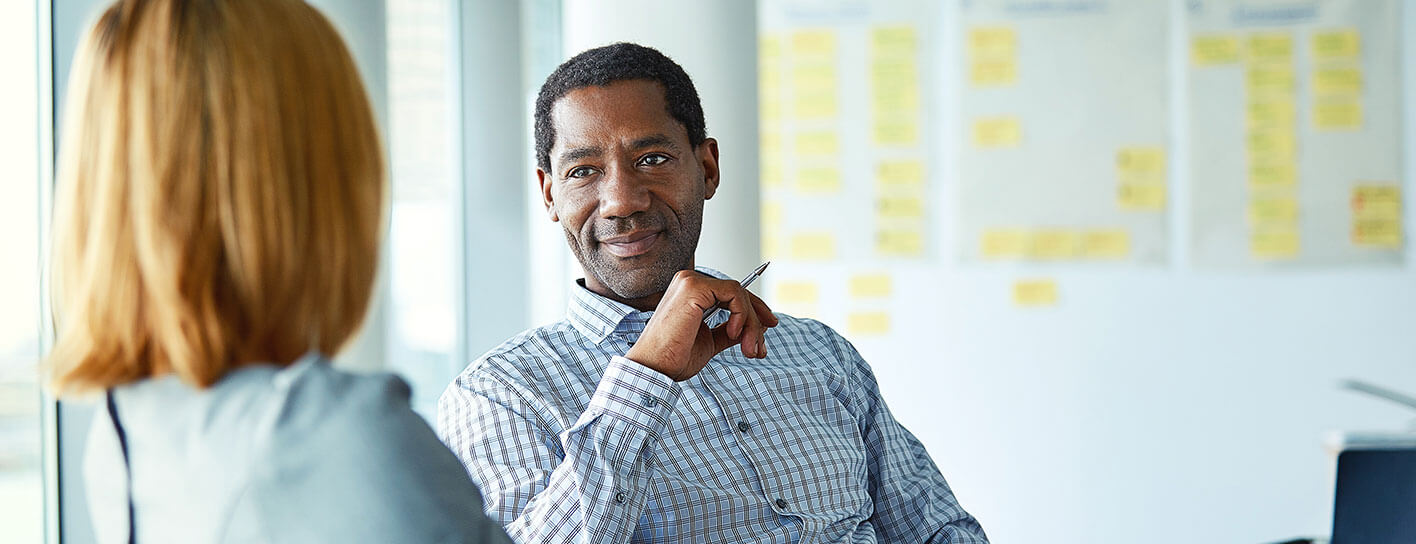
<box><xmin>48</xmin><ymin>0</ymin><xmax>384</xmax><ymax>393</ymax></box>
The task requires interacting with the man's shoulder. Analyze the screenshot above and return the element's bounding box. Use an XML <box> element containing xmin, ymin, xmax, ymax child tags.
<box><xmin>767</xmin><ymin>311</ymin><xmax>851</xmax><ymax>351</ymax></box>
<box><xmin>455</xmin><ymin>321</ymin><xmax>580</xmax><ymax>381</ymax></box>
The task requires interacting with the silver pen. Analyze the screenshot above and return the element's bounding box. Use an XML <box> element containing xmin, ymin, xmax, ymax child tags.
<box><xmin>702</xmin><ymin>261</ymin><xmax>771</xmax><ymax>321</ymax></box>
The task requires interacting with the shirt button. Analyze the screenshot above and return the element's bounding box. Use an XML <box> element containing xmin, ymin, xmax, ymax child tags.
<box><xmin>736</xmin><ymin>421</ymin><xmax>751</xmax><ymax>433</ymax></box>
<box><xmin>615</xmin><ymin>490</ymin><xmax>628</xmax><ymax>504</ymax></box>
<box><xmin>774</xmin><ymin>498</ymin><xmax>788</xmax><ymax>509</ymax></box>
<box><xmin>641</xmin><ymin>394</ymin><xmax>658</xmax><ymax>408</ymax></box>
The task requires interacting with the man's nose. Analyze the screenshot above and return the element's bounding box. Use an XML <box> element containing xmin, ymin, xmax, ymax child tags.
<box><xmin>598</xmin><ymin>165</ymin><xmax>652</xmax><ymax>219</ymax></box>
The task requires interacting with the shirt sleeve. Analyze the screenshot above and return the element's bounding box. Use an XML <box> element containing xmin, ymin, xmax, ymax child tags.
<box><xmin>438</xmin><ymin>355</ymin><xmax>682</xmax><ymax>543</ymax></box>
<box><xmin>826</xmin><ymin>330</ymin><xmax>990</xmax><ymax>543</ymax></box>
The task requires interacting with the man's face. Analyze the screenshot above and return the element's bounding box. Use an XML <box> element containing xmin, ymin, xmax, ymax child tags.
<box><xmin>538</xmin><ymin>79</ymin><xmax>720</xmax><ymax>307</ymax></box>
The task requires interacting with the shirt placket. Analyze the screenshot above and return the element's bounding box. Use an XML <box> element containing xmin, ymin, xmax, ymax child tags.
<box><xmin>696</xmin><ymin>362</ymin><xmax>815</xmax><ymax>542</ymax></box>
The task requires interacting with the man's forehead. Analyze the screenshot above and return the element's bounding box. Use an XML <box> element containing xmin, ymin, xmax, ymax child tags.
<box><xmin>549</xmin><ymin>80</ymin><xmax>690</xmax><ymax>153</ymax></box>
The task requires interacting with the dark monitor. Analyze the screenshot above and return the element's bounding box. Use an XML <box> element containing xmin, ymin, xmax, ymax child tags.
<box><xmin>1331</xmin><ymin>448</ymin><xmax>1416</xmax><ymax>544</ymax></box>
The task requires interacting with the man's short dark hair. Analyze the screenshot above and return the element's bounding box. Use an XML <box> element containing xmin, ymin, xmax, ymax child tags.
<box><xmin>534</xmin><ymin>42</ymin><xmax>706</xmax><ymax>172</ymax></box>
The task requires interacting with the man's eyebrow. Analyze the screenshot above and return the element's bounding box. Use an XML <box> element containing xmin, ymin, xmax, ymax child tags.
<box><xmin>558</xmin><ymin>146</ymin><xmax>603</xmax><ymax>164</ymax></box>
<box><xmin>630</xmin><ymin>134</ymin><xmax>680</xmax><ymax>152</ymax></box>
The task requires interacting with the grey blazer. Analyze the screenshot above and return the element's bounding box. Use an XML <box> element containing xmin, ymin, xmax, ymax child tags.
<box><xmin>83</xmin><ymin>354</ymin><xmax>510</xmax><ymax>544</ymax></box>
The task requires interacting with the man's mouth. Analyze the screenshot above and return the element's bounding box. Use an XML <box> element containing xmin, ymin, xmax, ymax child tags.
<box><xmin>599</xmin><ymin>230</ymin><xmax>661</xmax><ymax>258</ymax></box>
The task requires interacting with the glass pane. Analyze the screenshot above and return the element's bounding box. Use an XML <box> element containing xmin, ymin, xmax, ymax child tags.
<box><xmin>386</xmin><ymin>0</ymin><xmax>460</xmax><ymax>419</ymax></box>
<box><xmin>0</xmin><ymin>0</ymin><xmax>44</xmax><ymax>541</ymax></box>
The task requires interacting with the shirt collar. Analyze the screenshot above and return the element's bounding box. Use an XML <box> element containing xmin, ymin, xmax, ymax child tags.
<box><xmin>567</xmin><ymin>266</ymin><xmax>731</xmax><ymax>345</ymax></box>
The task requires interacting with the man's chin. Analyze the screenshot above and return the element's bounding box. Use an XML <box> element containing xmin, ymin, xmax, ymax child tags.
<box><xmin>593</xmin><ymin>268</ymin><xmax>674</xmax><ymax>302</ymax></box>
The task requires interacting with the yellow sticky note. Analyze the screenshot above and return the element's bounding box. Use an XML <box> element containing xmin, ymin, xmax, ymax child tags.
<box><xmin>1352</xmin><ymin>218</ymin><xmax>1403</xmax><ymax>248</ymax></box>
<box><xmin>760</xmin><ymin>35</ymin><xmax>783</xmax><ymax>60</ymax></box>
<box><xmin>848</xmin><ymin>311</ymin><xmax>891</xmax><ymax>336</ymax></box>
<box><xmin>761</xmin><ymin>131</ymin><xmax>783</xmax><ymax>156</ymax></box>
<box><xmin>1247</xmin><ymin>98</ymin><xmax>1296</xmax><ymax>128</ymax></box>
<box><xmin>1313</xmin><ymin>66</ymin><xmax>1363</xmax><ymax>96</ymax></box>
<box><xmin>789</xmin><ymin>232</ymin><xmax>836</xmax><ymax>260</ymax></box>
<box><xmin>760</xmin><ymin>97</ymin><xmax>784</xmax><ymax>121</ymax></box>
<box><xmin>1013</xmin><ymin>279</ymin><xmax>1058</xmax><ymax>307</ymax></box>
<box><xmin>872</xmin><ymin>59</ymin><xmax>920</xmax><ymax>88</ymax></box>
<box><xmin>872</xmin><ymin>83</ymin><xmax>921</xmax><ymax>116</ymax></box>
<box><xmin>776</xmin><ymin>281</ymin><xmax>819</xmax><ymax>304</ymax></box>
<box><xmin>794</xmin><ymin>130</ymin><xmax>839</xmax><ymax>156</ymax></box>
<box><xmin>981</xmin><ymin>228</ymin><xmax>1030</xmax><ymax>258</ymax></box>
<box><xmin>794</xmin><ymin>165</ymin><xmax>841</xmax><ymax>194</ymax></box>
<box><xmin>1117</xmin><ymin>147</ymin><xmax>1166</xmax><ymax>186</ymax></box>
<box><xmin>1192</xmin><ymin>35</ymin><xmax>1240</xmax><ymax>65</ymax></box>
<box><xmin>850</xmin><ymin>274</ymin><xmax>893</xmax><ymax>299</ymax></box>
<box><xmin>1248</xmin><ymin>162</ymin><xmax>1297</xmax><ymax>188</ymax></box>
<box><xmin>973</xmin><ymin>117</ymin><xmax>1022</xmax><ymax>148</ymax></box>
<box><xmin>872</xmin><ymin>26</ymin><xmax>917</xmax><ymax>58</ymax></box>
<box><xmin>877</xmin><ymin>160</ymin><xmax>925</xmax><ymax>188</ymax></box>
<box><xmin>1352</xmin><ymin>185</ymin><xmax>1402</xmax><ymax>219</ymax></box>
<box><xmin>1080</xmin><ymin>229</ymin><xmax>1131</xmax><ymax>259</ymax></box>
<box><xmin>759</xmin><ymin>65</ymin><xmax>783</xmax><ymax>98</ymax></box>
<box><xmin>1246</xmin><ymin>129</ymin><xmax>1297</xmax><ymax>160</ymax></box>
<box><xmin>877</xmin><ymin>196</ymin><xmax>925</xmax><ymax>219</ymax></box>
<box><xmin>760</xmin><ymin>158</ymin><xmax>784</xmax><ymax>188</ymax></box>
<box><xmin>790</xmin><ymin>30</ymin><xmax>836</xmax><ymax>58</ymax></box>
<box><xmin>1118</xmin><ymin>183</ymin><xmax>1166</xmax><ymax>211</ymax></box>
<box><xmin>1314</xmin><ymin>98</ymin><xmax>1363</xmax><ymax>130</ymax></box>
<box><xmin>872</xmin><ymin>118</ymin><xmax>920</xmax><ymax>147</ymax></box>
<box><xmin>1246</xmin><ymin>32</ymin><xmax>1293</xmax><ymax>62</ymax></box>
<box><xmin>1029</xmin><ymin>230</ymin><xmax>1079</xmax><ymax>259</ymax></box>
<box><xmin>792</xmin><ymin>63</ymin><xmax>836</xmax><ymax>93</ymax></box>
<box><xmin>876</xmin><ymin>229</ymin><xmax>924</xmax><ymax>257</ymax></box>
<box><xmin>1248</xmin><ymin>196</ymin><xmax>1299</xmax><ymax>225</ymax></box>
<box><xmin>792</xmin><ymin>91</ymin><xmax>838</xmax><ymax>119</ymax></box>
<box><xmin>1312</xmin><ymin>29</ymin><xmax>1361</xmax><ymax>60</ymax></box>
<box><xmin>1247</xmin><ymin>65</ymin><xmax>1296</xmax><ymax>95</ymax></box>
<box><xmin>761</xmin><ymin>201</ymin><xmax>783</xmax><ymax>226</ymax></box>
<box><xmin>970</xmin><ymin>59</ymin><xmax>1018</xmax><ymax>87</ymax></box>
<box><xmin>1251</xmin><ymin>229</ymin><xmax>1300</xmax><ymax>258</ymax></box>
<box><xmin>968</xmin><ymin>26</ymin><xmax>1017</xmax><ymax>58</ymax></box>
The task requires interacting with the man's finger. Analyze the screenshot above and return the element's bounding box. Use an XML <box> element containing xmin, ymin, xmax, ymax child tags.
<box><xmin>749</xmin><ymin>293</ymin><xmax>778</xmax><ymax>327</ymax></box>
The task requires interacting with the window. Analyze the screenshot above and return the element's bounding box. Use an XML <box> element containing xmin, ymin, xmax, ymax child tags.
<box><xmin>0</xmin><ymin>0</ymin><xmax>45</xmax><ymax>541</ymax></box>
<box><xmin>386</xmin><ymin>0</ymin><xmax>463</xmax><ymax>418</ymax></box>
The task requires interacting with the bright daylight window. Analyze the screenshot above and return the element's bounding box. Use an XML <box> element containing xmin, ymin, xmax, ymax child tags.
<box><xmin>0</xmin><ymin>0</ymin><xmax>45</xmax><ymax>542</ymax></box>
<box><xmin>386</xmin><ymin>0</ymin><xmax>462</xmax><ymax>418</ymax></box>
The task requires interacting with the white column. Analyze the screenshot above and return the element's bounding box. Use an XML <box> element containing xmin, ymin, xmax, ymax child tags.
<box><xmin>458</xmin><ymin>0</ymin><xmax>530</xmax><ymax>361</ymax></box>
<box><xmin>559</xmin><ymin>0</ymin><xmax>761</xmax><ymax>280</ymax></box>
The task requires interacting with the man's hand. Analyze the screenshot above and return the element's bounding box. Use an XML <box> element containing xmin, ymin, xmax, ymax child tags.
<box><xmin>624</xmin><ymin>270</ymin><xmax>779</xmax><ymax>381</ymax></box>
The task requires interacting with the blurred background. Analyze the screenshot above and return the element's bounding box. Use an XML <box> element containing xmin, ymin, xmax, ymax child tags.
<box><xmin>3</xmin><ymin>0</ymin><xmax>1414</xmax><ymax>542</ymax></box>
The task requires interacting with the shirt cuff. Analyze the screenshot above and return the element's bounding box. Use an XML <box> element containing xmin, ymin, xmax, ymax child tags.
<box><xmin>577</xmin><ymin>356</ymin><xmax>682</xmax><ymax>438</ymax></box>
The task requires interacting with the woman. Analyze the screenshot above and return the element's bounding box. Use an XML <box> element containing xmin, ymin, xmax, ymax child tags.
<box><xmin>47</xmin><ymin>1</ymin><xmax>508</xmax><ymax>542</ymax></box>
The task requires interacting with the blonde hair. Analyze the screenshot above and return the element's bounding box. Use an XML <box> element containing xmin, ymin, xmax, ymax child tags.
<box><xmin>48</xmin><ymin>0</ymin><xmax>385</xmax><ymax>393</ymax></box>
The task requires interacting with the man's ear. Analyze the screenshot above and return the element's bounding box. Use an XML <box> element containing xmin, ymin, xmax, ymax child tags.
<box><xmin>536</xmin><ymin>168</ymin><xmax>559</xmax><ymax>222</ymax></box>
<box><xmin>699</xmin><ymin>137</ymin><xmax>720</xmax><ymax>200</ymax></box>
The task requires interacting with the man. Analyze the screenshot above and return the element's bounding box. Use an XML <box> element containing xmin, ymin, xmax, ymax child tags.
<box><xmin>439</xmin><ymin>42</ymin><xmax>987</xmax><ymax>543</ymax></box>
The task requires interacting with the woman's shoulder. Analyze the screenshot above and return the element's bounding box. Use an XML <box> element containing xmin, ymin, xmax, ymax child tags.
<box><xmin>246</xmin><ymin>357</ymin><xmax>507</xmax><ymax>542</ymax></box>
<box><xmin>263</xmin><ymin>355</ymin><xmax>417</xmax><ymax>436</ymax></box>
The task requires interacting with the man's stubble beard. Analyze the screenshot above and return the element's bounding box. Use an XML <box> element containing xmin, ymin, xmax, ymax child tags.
<box><xmin>565</xmin><ymin>204</ymin><xmax>703</xmax><ymax>301</ymax></box>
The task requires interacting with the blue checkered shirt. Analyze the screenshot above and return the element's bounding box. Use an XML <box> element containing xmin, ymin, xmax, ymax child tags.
<box><xmin>437</xmin><ymin>268</ymin><xmax>987</xmax><ymax>543</ymax></box>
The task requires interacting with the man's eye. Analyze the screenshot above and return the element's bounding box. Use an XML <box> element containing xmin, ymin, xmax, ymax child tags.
<box><xmin>567</xmin><ymin>166</ymin><xmax>596</xmax><ymax>178</ymax></box>
<box><xmin>639</xmin><ymin>154</ymin><xmax>669</xmax><ymax>167</ymax></box>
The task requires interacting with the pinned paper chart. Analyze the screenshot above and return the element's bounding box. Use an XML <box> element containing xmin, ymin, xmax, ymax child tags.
<box><xmin>759</xmin><ymin>0</ymin><xmax>936</xmax><ymax>270</ymax></box>
<box><xmin>1189</xmin><ymin>0</ymin><xmax>1404</xmax><ymax>266</ymax></box>
<box><xmin>957</xmin><ymin>1</ymin><xmax>1170</xmax><ymax>264</ymax></box>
